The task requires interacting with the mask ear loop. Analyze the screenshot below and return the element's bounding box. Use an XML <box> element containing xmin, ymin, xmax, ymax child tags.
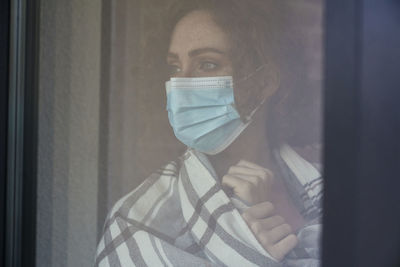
<box><xmin>244</xmin><ymin>96</ymin><xmax>267</xmax><ymax>122</ymax></box>
<box><xmin>235</xmin><ymin>64</ymin><xmax>268</xmax><ymax>84</ymax></box>
<box><xmin>233</xmin><ymin>64</ymin><xmax>269</xmax><ymax>122</ymax></box>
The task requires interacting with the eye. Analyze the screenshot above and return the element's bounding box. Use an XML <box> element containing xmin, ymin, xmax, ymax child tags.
<box><xmin>167</xmin><ymin>64</ymin><xmax>181</xmax><ymax>76</ymax></box>
<box><xmin>200</xmin><ymin>61</ymin><xmax>218</xmax><ymax>71</ymax></box>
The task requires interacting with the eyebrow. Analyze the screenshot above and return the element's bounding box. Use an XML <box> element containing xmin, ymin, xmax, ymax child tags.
<box><xmin>189</xmin><ymin>47</ymin><xmax>226</xmax><ymax>57</ymax></box>
<box><xmin>167</xmin><ymin>47</ymin><xmax>226</xmax><ymax>60</ymax></box>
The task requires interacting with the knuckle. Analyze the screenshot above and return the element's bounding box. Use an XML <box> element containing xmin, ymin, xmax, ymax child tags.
<box><xmin>242</xmin><ymin>182</ymin><xmax>253</xmax><ymax>192</ymax></box>
<box><xmin>263</xmin><ymin>201</ymin><xmax>274</xmax><ymax>211</ymax></box>
<box><xmin>260</xmin><ymin>171</ymin><xmax>268</xmax><ymax>180</ymax></box>
<box><xmin>250</xmin><ymin>221</ymin><xmax>262</xmax><ymax>233</ymax></box>
<box><xmin>283</xmin><ymin>223</ymin><xmax>292</xmax><ymax>233</ymax></box>
<box><xmin>259</xmin><ymin>233</ymin><xmax>271</xmax><ymax>246</ymax></box>
<box><xmin>254</xmin><ymin>177</ymin><xmax>262</xmax><ymax>186</ymax></box>
<box><xmin>228</xmin><ymin>166</ymin><xmax>236</xmax><ymax>173</ymax></box>
<box><xmin>242</xmin><ymin>212</ymin><xmax>251</xmax><ymax>222</ymax></box>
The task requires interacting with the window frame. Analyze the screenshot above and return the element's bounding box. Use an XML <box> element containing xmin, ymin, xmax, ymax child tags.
<box><xmin>4</xmin><ymin>0</ymin><xmax>400</xmax><ymax>266</ymax></box>
<box><xmin>5</xmin><ymin>0</ymin><xmax>40</xmax><ymax>266</ymax></box>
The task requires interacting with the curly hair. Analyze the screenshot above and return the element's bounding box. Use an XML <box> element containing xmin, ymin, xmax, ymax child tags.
<box><xmin>140</xmin><ymin>0</ymin><xmax>322</xmax><ymax>147</ymax></box>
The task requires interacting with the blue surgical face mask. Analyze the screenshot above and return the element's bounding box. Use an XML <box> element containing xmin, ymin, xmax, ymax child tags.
<box><xmin>166</xmin><ymin>76</ymin><xmax>263</xmax><ymax>155</ymax></box>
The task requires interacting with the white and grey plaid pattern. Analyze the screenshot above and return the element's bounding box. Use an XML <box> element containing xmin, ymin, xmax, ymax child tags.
<box><xmin>95</xmin><ymin>147</ymin><xmax>322</xmax><ymax>266</ymax></box>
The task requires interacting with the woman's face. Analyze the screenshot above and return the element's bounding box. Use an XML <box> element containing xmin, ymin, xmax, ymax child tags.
<box><xmin>167</xmin><ymin>10</ymin><xmax>233</xmax><ymax>78</ymax></box>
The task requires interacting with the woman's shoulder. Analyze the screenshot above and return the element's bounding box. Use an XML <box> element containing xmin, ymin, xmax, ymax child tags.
<box><xmin>96</xmin><ymin>160</ymin><xmax>199</xmax><ymax>266</ymax></box>
<box><xmin>104</xmin><ymin>160</ymin><xmax>182</xmax><ymax>225</ymax></box>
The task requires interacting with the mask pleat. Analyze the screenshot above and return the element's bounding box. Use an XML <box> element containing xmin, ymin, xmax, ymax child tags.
<box><xmin>167</xmin><ymin>88</ymin><xmax>234</xmax><ymax>109</ymax></box>
<box><xmin>170</xmin><ymin>104</ymin><xmax>233</xmax><ymax>123</ymax></box>
<box><xmin>177</xmin><ymin>113</ymin><xmax>240</xmax><ymax>141</ymax></box>
<box><xmin>165</xmin><ymin>76</ymin><xmax>252</xmax><ymax>154</ymax></box>
<box><xmin>173</xmin><ymin>110</ymin><xmax>238</xmax><ymax>132</ymax></box>
<box><xmin>191</xmin><ymin>119</ymin><xmax>244</xmax><ymax>149</ymax></box>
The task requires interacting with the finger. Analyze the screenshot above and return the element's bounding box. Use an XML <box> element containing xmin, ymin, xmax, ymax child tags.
<box><xmin>222</xmin><ymin>174</ymin><xmax>249</xmax><ymax>190</ymax></box>
<box><xmin>229</xmin><ymin>173</ymin><xmax>263</xmax><ymax>187</ymax></box>
<box><xmin>249</xmin><ymin>216</ymin><xmax>285</xmax><ymax>234</ymax></box>
<box><xmin>242</xmin><ymin>202</ymin><xmax>275</xmax><ymax>221</ymax></box>
<box><xmin>222</xmin><ymin>175</ymin><xmax>253</xmax><ymax>202</ymax></box>
<box><xmin>270</xmin><ymin>234</ymin><xmax>298</xmax><ymax>261</ymax></box>
<box><xmin>228</xmin><ymin>166</ymin><xmax>274</xmax><ymax>182</ymax></box>
<box><xmin>237</xmin><ymin>160</ymin><xmax>266</xmax><ymax>170</ymax></box>
<box><xmin>237</xmin><ymin>160</ymin><xmax>274</xmax><ymax>175</ymax></box>
<box><xmin>265</xmin><ymin>224</ymin><xmax>292</xmax><ymax>244</ymax></box>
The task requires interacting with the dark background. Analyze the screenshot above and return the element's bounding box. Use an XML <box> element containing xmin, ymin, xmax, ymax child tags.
<box><xmin>323</xmin><ymin>0</ymin><xmax>400</xmax><ymax>266</ymax></box>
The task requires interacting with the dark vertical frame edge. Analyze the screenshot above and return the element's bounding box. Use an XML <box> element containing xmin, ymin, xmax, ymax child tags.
<box><xmin>322</xmin><ymin>0</ymin><xmax>362</xmax><ymax>266</ymax></box>
<box><xmin>21</xmin><ymin>0</ymin><xmax>40</xmax><ymax>266</ymax></box>
<box><xmin>1</xmin><ymin>0</ymin><xmax>11</xmax><ymax>266</ymax></box>
<box><xmin>6</xmin><ymin>0</ymin><xmax>27</xmax><ymax>265</ymax></box>
<box><xmin>6</xmin><ymin>0</ymin><xmax>40</xmax><ymax>266</ymax></box>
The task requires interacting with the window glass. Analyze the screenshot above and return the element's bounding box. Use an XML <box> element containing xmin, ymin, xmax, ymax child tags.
<box><xmin>36</xmin><ymin>0</ymin><xmax>324</xmax><ymax>266</ymax></box>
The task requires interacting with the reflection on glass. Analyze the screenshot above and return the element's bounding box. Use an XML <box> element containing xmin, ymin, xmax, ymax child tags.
<box><xmin>95</xmin><ymin>0</ymin><xmax>323</xmax><ymax>266</ymax></box>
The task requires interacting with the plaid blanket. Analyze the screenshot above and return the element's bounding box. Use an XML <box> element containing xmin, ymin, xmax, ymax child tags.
<box><xmin>95</xmin><ymin>145</ymin><xmax>322</xmax><ymax>266</ymax></box>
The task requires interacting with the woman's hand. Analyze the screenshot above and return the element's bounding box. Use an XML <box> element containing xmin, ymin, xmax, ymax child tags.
<box><xmin>222</xmin><ymin>160</ymin><xmax>298</xmax><ymax>260</ymax></box>
<box><xmin>242</xmin><ymin>202</ymin><xmax>298</xmax><ymax>262</ymax></box>
<box><xmin>221</xmin><ymin>160</ymin><xmax>274</xmax><ymax>205</ymax></box>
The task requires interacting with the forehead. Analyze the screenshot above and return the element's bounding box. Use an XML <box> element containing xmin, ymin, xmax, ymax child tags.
<box><xmin>169</xmin><ymin>10</ymin><xmax>230</xmax><ymax>54</ymax></box>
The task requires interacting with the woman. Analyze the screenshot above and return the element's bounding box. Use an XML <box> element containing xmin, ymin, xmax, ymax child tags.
<box><xmin>96</xmin><ymin>0</ymin><xmax>322</xmax><ymax>266</ymax></box>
